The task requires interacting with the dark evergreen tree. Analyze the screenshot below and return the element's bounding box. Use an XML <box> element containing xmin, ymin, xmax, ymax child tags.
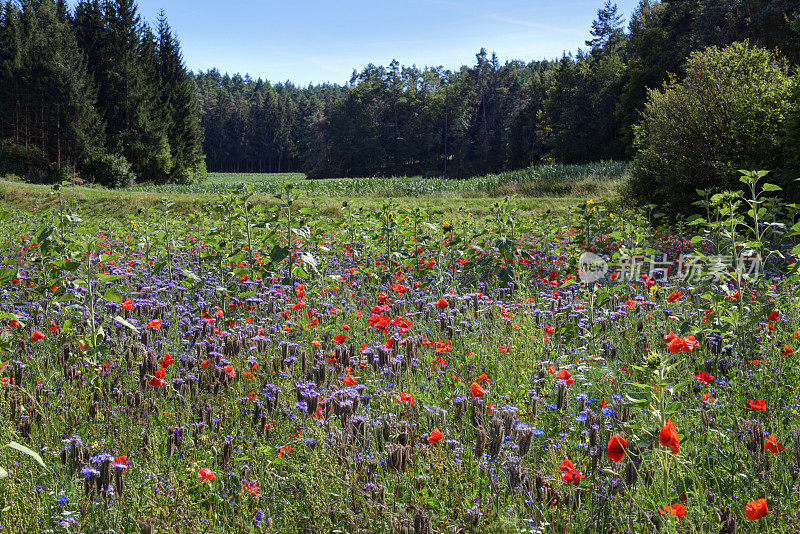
<box><xmin>156</xmin><ymin>11</ymin><xmax>204</xmax><ymax>182</ymax></box>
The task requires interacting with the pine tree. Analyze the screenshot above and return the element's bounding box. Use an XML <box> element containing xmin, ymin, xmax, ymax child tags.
<box><xmin>586</xmin><ymin>1</ymin><xmax>626</xmax><ymax>54</ymax></box>
<box><xmin>99</xmin><ymin>0</ymin><xmax>169</xmax><ymax>181</ymax></box>
<box><xmin>156</xmin><ymin>11</ymin><xmax>204</xmax><ymax>182</ymax></box>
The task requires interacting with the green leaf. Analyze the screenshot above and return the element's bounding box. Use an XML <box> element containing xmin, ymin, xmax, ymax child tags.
<box><xmin>103</xmin><ymin>288</ymin><xmax>123</xmax><ymax>303</ymax></box>
<box><xmin>761</xmin><ymin>183</ymin><xmax>781</xmax><ymax>192</ymax></box>
<box><xmin>6</xmin><ymin>442</ymin><xmax>45</xmax><ymax>468</ymax></box>
<box><xmin>0</xmin><ymin>466</ymin><xmax>7</xmax><ymax>479</ymax></box>
<box><xmin>97</xmin><ymin>274</ymin><xmax>125</xmax><ymax>282</ymax></box>
<box><xmin>113</xmin><ymin>316</ymin><xmax>139</xmax><ymax>333</ymax></box>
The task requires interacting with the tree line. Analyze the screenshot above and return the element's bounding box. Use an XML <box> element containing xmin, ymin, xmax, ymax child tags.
<box><xmin>0</xmin><ymin>0</ymin><xmax>204</xmax><ymax>185</ymax></box>
<box><xmin>197</xmin><ymin>0</ymin><xmax>800</xmax><ymax>179</ymax></box>
<box><xmin>2</xmin><ymin>0</ymin><xmax>800</xmax><ymax>184</ymax></box>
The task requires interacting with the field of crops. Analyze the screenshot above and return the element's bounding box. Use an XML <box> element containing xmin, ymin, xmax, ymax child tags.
<box><xmin>125</xmin><ymin>161</ymin><xmax>628</xmax><ymax>199</ymax></box>
<box><xmin>0</xmin><ymin>171</ymin><xmax>799</xmax><ymax>532</ymax></box>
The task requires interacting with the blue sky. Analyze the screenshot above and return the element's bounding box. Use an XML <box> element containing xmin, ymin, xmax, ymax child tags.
<box><xmin>77</xmin><ymin>0</ymin><xmax>641</xmax><ymax>85</ymax></box>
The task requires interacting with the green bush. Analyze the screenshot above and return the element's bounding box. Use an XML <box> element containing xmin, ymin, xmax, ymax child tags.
<box><xmin>83</xmin><ymin>153</ymin><xmax>135</xmax><ymax>188</ymax></box>
<box><xmin>0</xmin><ymin>143</ymin><xmax>70</xmax><ymax>184</ymax></box>
<box><xmin>627</xmin><ymin>42</ymin><xmax>798</xmax><ymax>216</ymax></box>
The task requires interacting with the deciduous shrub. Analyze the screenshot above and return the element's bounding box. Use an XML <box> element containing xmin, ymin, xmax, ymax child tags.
<box><xmin>83</xmin><ymin>153</ymin><xmax>135</xmax><ymax>188</ymax></box>
<box><xmin>627</xmin><ymin>42</ymin><xmax>797</xmax><ymax>217</ymax></box>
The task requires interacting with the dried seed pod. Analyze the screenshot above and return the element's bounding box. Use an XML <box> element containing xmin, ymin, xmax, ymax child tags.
<box><xmin>222</xmin><ymin>438</ymin><xmax>232</xmax><ymax>468</ymax></box>
<box><xmin>475</xmin><ymin>427</ymin><xmax>486</xmax><ymax>458</ymax></box>
<box><xmin>138</xmin><ymin>518</ymin><xmax>156</xmax><ymax>534</ymax></box>
<box><xmin>517</xmin><ymin>426</ymin><xmax>533</xmax><ymax>457</ymax></box>
<box><xmin>719</xmin><ymin>506</ymin><xmax>737</xmax><ymax>534</ymax></box>
<box><xmin>487</xmin><ymin>418</ymin><xmax>503</xmax><ymax>459</ymax></box>
<box><xmin>114</xmin><ymin>464</ymin><xmax>125</xmax><ymax>495</ymax></box>
<box><xmin>556</xmin><ymin>383</ymin><xmax>567</xmax><ymax>412</ymax></box>
<box><xmin>413</xmin><ymin>511</ymin><xmax>431</xmax><ymax>534</ymax></box>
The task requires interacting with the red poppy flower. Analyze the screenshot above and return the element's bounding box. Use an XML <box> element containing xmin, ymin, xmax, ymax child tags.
<box><xmin>201</xmin><ymin>359</ymin><xmax>211</xmax><ymax>368</ymax></box>
<box><xmin>659</xmin><ymin>503</ymin><xmax>686</xmax><ymax>519</ymax></box>
<box><xmin>225</xmin><ymin>365</ymin><xmax>236</xmax><ymax>378</ymax></box>
<box><xmin>745</xmin><ymin>498</ymin><xmax>768</xmax><ymax>520</ymax></box>
<box><xmin>682</xmin><ymin>336</ymin><xmax>699</xmax><ymax>351</ymax></box>
<box><xmin>198</xmin><ymin>467</ymin><xmax>216</xmax><ymax>482</ymax></box>
<box><xmin>659</xmin><ymin>419</ymin><xmax>680</xmax><ymax>454</ymax></box>
<box><xmin>666</xmin><ymin>292</ymin><xmax>681</xmax><ymax>303</ymax></box>
<box><xmin>154</xmin><ymin>368</ymin><xmax>166</xmax><ymax>379</ymax></box>
<box><xmin>556</xmin><ymin>370</ymin><xmax>574</xmax><ymax>386</ymax></box>
<box><xmin>436</xmin><ymin>298</ymin><xmax>448</xmax><ymax>309</ymax></box>
<box><xmin>149</xmin><ymin>378</ymin><xmax>164</xmax><ymax>387</ymax></box>
<box><xmin>342</xmin><ymin>375</ymin><xmax>356</xmax><ymax>386</ymax></box>
<box><xmin>114</xmin><ymin>454</ymin><xmax>129</xmax><ymax>474</ymax></box>
<box><xmin>663</xmin><ymin>332</ymin><xmax>678</xmax><ymax>343</ymax></box>
<box><xmin>397</xmin><ymin>391</ymin><xmax>414</xmax><ymax>405</ymax></box>
<box><xmin>30</xmin><ymin>331</ymin><xmax>45</xmax><ymax>342</ymax></box>
<box><xmin>545</xmin><ymin>325</ymin><xmax>556</xmax><ymax>335</ymax></box>
<box><xmin>122</xmin><ymin>298</ymin><xmax>133</xmax><ymax>310</ymax></box>
<box><xmin>428</xmin><ymin>428</ymin><xmax>443</xmax><ymax>445</ymax></box>
<box><xmin>558</xmin><ymin>459</ymin><xmax>574</xmax><ymax>472</ymax></box>
<box><xmin>668</xmin><ymin>337</ymin><xmax>685</xmax><ymax>353</ymax></box>
<box><xmin>160</xmin><ymin>353</ymin><xmax>174</xmax><ymax>368</ymax></box>
<box><xmin>746</xmin><ymin>399</ymin><xmax>766</xmax><ymax>412</ymax></box>
<box><xmin>341</xmin><ymin>324</ymin><xmax>350</xmax><ymax>331</ymax></box>
<box><xmin>334</xmin><ymin>334</ymin><xmax>346</xmax><ymax>344</ymax></box>
<box><xmin>470</xmin><ymin>382</ymin><xmax>486</xmax><ymax>398</ymax></box>
<box><xmin>764</xmin><ymin>434</ymin><xmax>784</xmax><ymax>453</ymax></box>
<box><xmin>782</xmin><ymin>345</ymin><xmax>793</xmax><ymax>356</ymax></box>
<box><xmin>768</xmin><ymin>311</ymin><xmax>780</xmax><ymax>321</ymax></box>
<box><xmin>695</xmin><ymin>371</ymin><xmax>714</xmax><ymax>385</ymax></box>
<box><xmin>244</xmin><ymin>480</ymin><xmax>261</xmax><ymax>495</ymax></box>
<box><xmin>478</xmin><ymin>373</ymin><xmax>489</xmax><ymax>383</ymax></box>
<box><xmin>48</xmin><ymin>321</ymin><xmax>57</xmax><ymax>333</ymax></box>
<box><xmin>562</xmin><ymin>469</ymin><xmax>584</xmax><ymax>484</ymax></box>
<box><xmin>147</xmin><ymin>319</ymin><xmax>161</xmax><ymax>330</ymax></box>
<box><xmin>606</xmin><ymin>434</ymin><xmax>627</xmax><ymax>462</ymax></box>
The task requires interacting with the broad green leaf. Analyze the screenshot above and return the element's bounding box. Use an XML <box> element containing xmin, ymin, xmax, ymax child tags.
<box><xmin>114</xmin><ymin>316</ymin><xmax>139</xmax><ymax>333</ymax></box>
<box><xmin>103</xmin><ymin>288</ymin><xmax>123</xmax><ymax>303</ymax></box>
<box><xmin>6</xmin><ymin>442</ymin><xmax>45</xmax><ymax>468</ymax></box>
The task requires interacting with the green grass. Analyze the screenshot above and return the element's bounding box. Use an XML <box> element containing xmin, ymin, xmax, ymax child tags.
<box><xmin>0</xmin><ymin>161</ymin><xmax>627</xmax><ymax>219</ymax></box>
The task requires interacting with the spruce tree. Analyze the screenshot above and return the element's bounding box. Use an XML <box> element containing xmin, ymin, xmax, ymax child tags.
<box><xmin>156</xmin><ymin>11</ymin><xmax>204</xmax><ymax>182</ymax></box>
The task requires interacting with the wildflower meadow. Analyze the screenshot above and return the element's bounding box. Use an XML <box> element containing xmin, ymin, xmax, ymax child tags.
<box><xmin>1</xmin><ymin>171</ymin><xmax>799</xmax><ymax>533</ymax></box>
